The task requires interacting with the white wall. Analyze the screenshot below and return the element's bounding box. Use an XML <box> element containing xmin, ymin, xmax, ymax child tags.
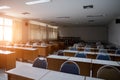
<box><xmin>59</xmin><ymin>26</ymin><xmax>107</xmax><ymax>41</ymax></box>
<box><xmin>108</xmin><ymin>20</ymin><xmax>120</xmax><ymax>46</ymax></box>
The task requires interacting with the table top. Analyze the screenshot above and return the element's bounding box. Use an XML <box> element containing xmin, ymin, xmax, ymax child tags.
<box><xmin>63</xmin><ymin>50</ymin><xmax>95</xmax><ymax>54</ymax></box>
<box><xmin>0</xmin><ymin>50</ymin><xmax>14</xmax><ymax>54</ymax></box>
<box><xmin>40</xmin><ymin>70</ymin><xmax>85</xmax><ymax>80</ymax></box>
<box><xmin>6</xmin><ymin>65</ymin><xmax>50</xmax><ymax>80</ymax></box>
<box><xmin>47</xmin><ymin>55</ymin><xmax>70</xmax><ymax>60</ymax></box>
<box><xmin>63</xmin><ymin>50</ymin><xmax>79</xmax><ymax>53</ymax></box>
<box><xmin>92</xmin><ymin>59</ymin><xmax>120</xmax><ymax>67</ymax></box>
<box><xmin>68</xmin><ymin>57</ymin><xmax>92</xmax><ymax>63</ymax></box>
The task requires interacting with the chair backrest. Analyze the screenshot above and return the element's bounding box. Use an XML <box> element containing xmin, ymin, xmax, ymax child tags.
<box><xmin>32</xmin><ymin>57</ymin><xmax>48</xmax><ymax>69</ymax></box>
<box><xmin>69</xmin><ymin>47</ymin><xmax>77</xmax><ymax>51</ymax></box>
<box><xmin>97</xmin><ymin>65</ymin><xmax>120</xmax><ymax>80</ymax></box>
<box><xmin>99</xmin><ymin>49</ymin><xmax>107</xmax><ymax>53</ymax></box>
<box><xmin>97</xmin><ymin>45</ymin><xmax>104</xmax><ymax>49</ymax></box>
<box><xmin>96</xmin><ymin>54</ymin><xmax>111</xmax><ymax>60</ymax></box>
<box><xmin>56</xmin><ymin>50</ymin><xmax>64</xmax><ymax>56</ymax></box>
<box><xmin>84</xmin><ymin>48</ymin><xmax>91</xmax><ymax>52</ymax></box>
<box><xmin>85</xmin><ymin>45</ymin><xmax>91</xmax><ymax>48</ymax></box>
<box><xmin>75</xmin><ymin>53</ymin><xmax>87</xmax><ymax>58</ymax></box>
<box><xmin>115</xmin><ymin>49</ymin><xmax>120</xmax><ymax>55</ymax></box>
<box><xmin>60</xmin><ymin>61</ymin><xmax>80</xmax><ymax>75</ymax></box>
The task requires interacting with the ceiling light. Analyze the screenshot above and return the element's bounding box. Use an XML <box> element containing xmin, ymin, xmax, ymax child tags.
<box><xmin>83</xmin><ymin>5</ymin><xmax>93</xmax><ymax>9</ymax></box>
<box><xmin>0</xmin><ymin>6</ymin><xmax>10</xmax><ymax>9</ymax></box>
<box><xmin>25</xmin><ymin>0</ymin><xmax>51</xmax><ymax>5</ymax></box>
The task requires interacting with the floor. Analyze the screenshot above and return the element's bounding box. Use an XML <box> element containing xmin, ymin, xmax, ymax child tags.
<box><xmin>0</xmin><ymin>61</ymin><xmax>32</xmax><ymax>80</ymax></box>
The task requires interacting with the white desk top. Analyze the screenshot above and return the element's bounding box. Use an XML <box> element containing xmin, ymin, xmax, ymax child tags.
<box><xmin>85</xmin><ymin>77</ymin><xmax>104</xmax><ymax>80</ymax></box>
<box><xmin>6</xmin><ymin>65</ymin><xmax>50</xmax><ymax>80</ymax></box>
<box><xmin>47</xmin><ymin>55</ymin><xmax>70</xmax><ymax>60</ymax></box>
<box><xmin>63</xmin><ymin>50</ymin><xmax>79</xmax><ymax>53</ymax></box>
<box><xmin>63</xmin><ymin>50</ymin><xmax>95</xmax><ymax>55</ymax></box>
<box><xmin>40</xmin><ymin>71</ymin><xmax>85</xmax><ymax>80</ymax></box>
<box><xmin>4</xmin><ymin>46</ymin><xmax>37</xmax><ymax>51</ymax></box>
<box><xmin>79</xmin><ymin>51</ymin><xmax>95</xmax><ymax>54</ymax></box>
<box><xmin>95</xmin><ymin>52</ymin><xmax>116</xmax><ymax>56</ymax></box>
<box><xmin>68</xmin><ymin>57</ymin><xmax>92</xmax><ymax>63</ymax></box>
<box><xmin>15</xmin><ymin>47</ymin><xmax>37</xmax><ymax>51</ymax></box>
<box><xmin>92</xmin><ymin>59</ymin><xmax>120</xmax><ymax>67</ymax></box>
<box><xmin>0</xmin><ymin>50</ymin><xmax>14</xmax><ymax>54</ymax></box>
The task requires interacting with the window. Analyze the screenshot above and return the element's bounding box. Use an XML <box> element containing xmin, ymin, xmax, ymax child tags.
<box><xmin>29</xmin><ymin>23</ymin><xmax>58</xmax><ymax>41</ymax></box>
<box><xmin>0</xmin><ymin>17</ymin><xmax>13</xmax><ymax>41</ymax></box>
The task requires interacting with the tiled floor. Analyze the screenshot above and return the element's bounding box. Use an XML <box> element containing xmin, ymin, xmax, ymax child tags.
<box><xmin>0</xmin><ymin>61</ymin><xmax>32</xmax><ymax>80</ymax></box>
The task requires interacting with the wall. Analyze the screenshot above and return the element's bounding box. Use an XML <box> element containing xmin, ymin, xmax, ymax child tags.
<box><xmin>59</xmin><ymin>25</ymin><xmax>107</xmax><ymax>42</ymax></box>
<box><xmin>22</xmin><ymin>20</ymin><xmax>29</xmax><ymax>43</ymax></box>
<box><xmin>108</xmin><ymin>20</ymin><xmax>120</xmax><ymax>46</ymax></box>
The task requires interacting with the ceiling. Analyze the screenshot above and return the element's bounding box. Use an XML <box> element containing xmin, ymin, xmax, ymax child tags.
<box><xmin>0</xmin><ymin>0</ymin><xmax>120</xmax><ymax>26</ymax></box>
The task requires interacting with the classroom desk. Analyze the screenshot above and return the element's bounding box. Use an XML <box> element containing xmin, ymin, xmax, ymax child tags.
<box><xmin>37</xmin><ymin>46</ymin><xmax>49</xmax><ymax>57</ymax></box>
<box><xmin>63</xmin><ymin>50</ymin><xmax>78</xmax><ymax>56</ymax></box>
<box><xmin>47</xmin><ymin>44</ymin><xmax>54</xmax><ymax>54</ymax></box>
<box><xmin>77</xmin><ymin>47</ymin><xmax>116</xmax><ymax>54</ymax></box>
<box><xmin>40</xmin><ymin>70</ymin><xmax>85</xmax><ymax>80</ymax></box>
<box><xmin>6</xmin><ymin>64</ymin><xmax>104</xmax><ymax>80</ymax></box>
<box><xmin>6</xmin><ymin>65</ymin><xmax>50</xmax><ymax>80</ymax></box>
<box><xmin>63</xmin><ymin>50</ymin><xmax>96</xmax><ymax>59</ymax></box>
<box><xmin>94</xmin><ymin>53</ymin><xmax>120</xmax><ymax>61</ymax></box>
<box><xmin>0</xmin><ymin>50</ymin><xmax>16</xmax><ymax>70</ymax></box>
<box><xmin>22</xmin><ymin>48</ymin><xmax>38</xmax><ymax>62</ymax></box>
<box><xmin>0</xmin><ymin>46</ymin><xmax>39</xmax><ymax>62</ymax></box>
<box><xmin>47</xmin><ymin>55</ymin><xmax>92</xmax><ymax>76</ymax></box>
<box><xmin>91</xmin><ymin>59</ymin><xmax>120</xmax><ymax>77</ymax></box>
<box><xmin>14</xmin><ymin>47</ymin><xmax>38</xmax><ymax>62</ymax></box>
<box><xmin>58</xmin><ymin>42</ymin><xmax>65</xmax><ymax>49</ymax></box>
<box><xmin>63</xmin><ymin>50</ymin><xmax>120</xmax><ymax>61</ymax></box>
<box><xmin>78</xmin><ymin>47</ymin><xmax>99</xmax><ymax>52</ymax></box>
<box><xmin>68</xmin><ymin>57</ymin><xmax>92</xmax><ymax>76</ymax></box>
<box><xmin>85</xmin><ymin>76</ymin><xmax>104</xmax><ymax>80</ymax></box>
<box><xmin>51</xmin><ymin>43</ymin><xmax>59</xmax><ymax>52</ymax></box>
<box><xmin>47</xmin><ymin>55</ymin><xmax>70</xmax><ymax>71</ymax></box>
<box><xmin>114</xmin><ymin>54</ymin><xmax>120</xmax><ymax>61</ymax></box>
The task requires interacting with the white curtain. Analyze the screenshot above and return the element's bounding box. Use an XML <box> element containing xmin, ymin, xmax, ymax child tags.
<box><xmin>12</xmin><ymin>20</ymin><xmax>22</xmax><ymax>43</ymax></box>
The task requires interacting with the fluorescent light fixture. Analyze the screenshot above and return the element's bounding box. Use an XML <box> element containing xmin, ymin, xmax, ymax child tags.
<box><xmin>0</xmin><ymin>6</ymin><xmax>10</xmax><ymax>9</ymax></box>
<box><xmin>26</xmin><ymin>0</ymin><xmax>51</xmax><ymax>5</ymax></box>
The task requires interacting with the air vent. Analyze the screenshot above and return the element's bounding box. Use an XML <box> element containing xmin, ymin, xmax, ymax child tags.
<box><xmin>83</xmin><ymin>5</ymin><xmax>93</xmax><ymax>9</ymax></box>
<box><xmin>56</xmin><ymin>16</ymin><xmax>70</xmax><ymax>19</ymax></box>
<box><xmin>22</xmin><ymin>12</ymin><xmax>30</xmax><ymax>15</ymax></box>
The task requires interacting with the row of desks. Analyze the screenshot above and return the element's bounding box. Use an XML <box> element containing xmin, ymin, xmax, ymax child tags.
<box><xmin>6</xmin><ymin>65</ymin><xmax>103</xmax><ymax>80</ymax></box>
<box><xmin>0</xmin><ymin>42</ymin><xmax>64</xmax><ymax>70</ymax></box>
<box><xmin>0</xmin><ymin>42</ymin><xmax>64</xmax><ymax>57</ymax></box>
<box><xmin>63</xmin><ymin>50</ymin><xmax>120</xmax><ymax>61</ymax></box>
<box><xmin>47</xmin><ymin>55</ymin><xmax>120</xmax><ymax>77</ymax></box>
<box><xmin>71</xmin><ymin>47</ymin><xmax>116</xmax><ymax>54</ymax></box>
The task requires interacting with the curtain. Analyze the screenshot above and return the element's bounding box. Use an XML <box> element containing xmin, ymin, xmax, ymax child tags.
<box><xmin>12</xmin><ymin>20</ymin><xmax>22</xmax><ymax>43</ymax></box>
